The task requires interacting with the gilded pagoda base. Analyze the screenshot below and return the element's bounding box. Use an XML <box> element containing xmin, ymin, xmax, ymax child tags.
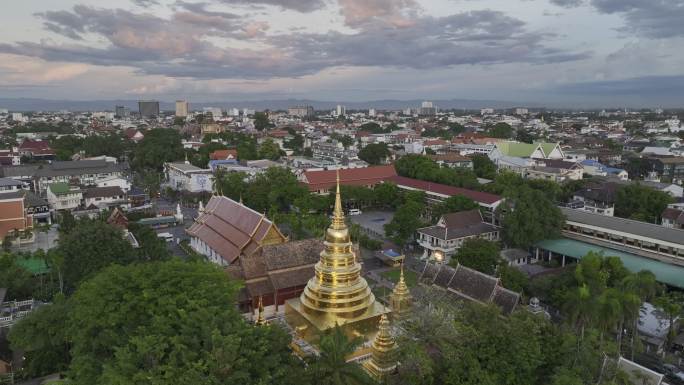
<box><xmin>285</xmin><ymin>297</ymin><xmax>388</xmax><ymax>345</ymax></box>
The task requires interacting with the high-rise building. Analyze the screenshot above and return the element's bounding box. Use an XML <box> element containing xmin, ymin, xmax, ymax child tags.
<box><xmin>175</xmin><ymin>100</ymin><xmax>189</xmax><ymax>117</ymax></box>
<box><xmin>115</xmin><ymin>105</ymin><xmax>129</xmax><ymax>118</ymax></box>
<box><xmin>203</xmin><ymin>107</ymin><xmax>222</xmax><ymax>119</ymax></box>
<box><xmin>288</xmin><ymin>105</ymin><xmax>314</xmax><ymax>118</ymax></box>
<box><xmin>419</xmin><ymin>101</ymin><xmax>436</xmax><ymax>116</ymax></box>
<box><xmin>336</xmin><ymin>104</ymin><xmax>346</xmax><ymax>117</ymax></box>
<box><xmin>138</xmin><ymin>100</ymin><xmax>160</xmax><ymax>118</ymax></box>
<box><xmin>368</xmin><ymin>108</ymin><xmax>376</xmax><ymax>117</ymax></box>
<box><xmin>515</xmin><ymin>108</ymin><xmax>529</xmax><ymax>115</ymax></box>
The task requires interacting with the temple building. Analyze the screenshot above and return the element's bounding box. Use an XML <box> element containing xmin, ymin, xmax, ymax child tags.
<box><xmin>187</xmin><ymin>195</ymin><xmax>287</xmax><ymax>266</ymax></box>
<box><xmin>389</xmin><ymin>265</ymin><xmax>412</xmax><ymax>321</ymax></box>
<box><xmin>362</xmin><ymin>314</ymin><xmax>399</xmax><ymax>382</ymax></box>
<box><xmin>285</xmin><ymin>171</ymin><xmax>388</xmax><ymax>343</ymax></box>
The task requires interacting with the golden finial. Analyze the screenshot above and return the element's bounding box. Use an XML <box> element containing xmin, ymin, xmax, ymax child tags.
<box><xmin>332</xmin><ymin>169</ymin><xmax>345</xmax><ymax>229</ymax></box>
<box><xmin>255</xmin><ymin>295</ymin><xmax>265</xmax><ymax>326</ymax></box>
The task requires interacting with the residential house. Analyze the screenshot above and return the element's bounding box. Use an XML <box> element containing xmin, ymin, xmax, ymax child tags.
<box><xmin>163</xmin><ymin>161</ymin><xmax>213</xmax><ymax>193</ymax></box>
<box><xmin>210</xmin><ymin>149</ymin><xmax>238</xmax><ymax>160</ymax></box>
<box><xmin>572</xmin><ymin>182</ymin><xmax>619</xmax><ymax>216</ymax></box>
<box><xmin>428</xmin><ymin>153</ymin><xmax>474</xmax><ymax>169</ymax></box>
<box><xmin>25</xmin><ymin>160</ymin><xmax>128</xmax><ymax>194</ymax></box>
<box><xmin>82</xmin><ymin>186</ymin><xmax>126</xmax><ymax>209</ymax></box>
<box><xmin>416</xmin><ymin>209</ymin><xmax>500</xmax><ymax>262</ymax></box>
<box><xmin>46</xmin><ymin>183</ymin><xmax>82</xmax><ymax>211</ymax></box>
<box><xmin>581</xmin><ymin>159</ymin><xmax>629</xmax><ymax>180</ymax></box>
<box><xmin>492</xmin><ymin>141</ymin><xmax>564</xmax><ymax>160</ymax></box>
<box><xmin>662</xmin><ymin>206</ymin><xmax>684</xmax><ymax>229</ymax></box>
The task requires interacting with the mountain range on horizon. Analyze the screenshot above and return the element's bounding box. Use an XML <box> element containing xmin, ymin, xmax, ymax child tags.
<box><xmin>0</xmin><ymin>97</ymin><xmax>561</xmax><ymax>112</ymax></box>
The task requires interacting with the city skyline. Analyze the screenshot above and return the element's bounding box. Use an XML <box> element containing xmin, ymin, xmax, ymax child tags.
<box><xmin>1</xmin><ymin>0</ymin><xmax>683</xmax><ymax>106</ymax></box>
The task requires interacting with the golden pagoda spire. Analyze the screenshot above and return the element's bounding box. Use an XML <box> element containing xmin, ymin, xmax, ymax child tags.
<box><xmin>331</xmin><ymin>169</ymin><xmax>345</xmax><ymax>230</ymax></box>
<box><xmin>390</xmin><ymin>262</ymin><xmax>412</xmax><ymax>321</ymax></box>
<box><xmin>295</xmin><ymin>167</ymin><xmax>379</xmax><ymax>325</ymax></box>
<box><xmin>255</xmin><ymin>295</ymin><xmax>265</xmax><ymax>326</ymax></box>
<box><xmin>363</xmin><ymin>313</ymin><xmax>398</xmax><ymax>381</ymax></box>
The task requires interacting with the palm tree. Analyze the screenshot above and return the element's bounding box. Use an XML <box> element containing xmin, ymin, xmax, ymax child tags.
<box><xmin>564</xmin><ymin>284</ymin><xmax>595</xmax><ymax>340</ymax></box>
<box><xmin>621</xmin><ymin>271</ymin><xmax>658</xmax><ymax>359</ymax></box>
<box><xmin>309</xmin><ymin>325</ymin><xmax>374</xmax><ymax>385</ymax></box>
<box><xmin>654</xmin><ymin>292</ymin><xmax>684</xmax><ymax>350</ymax></box>
<box><xmin>596</xmin><ymin>288</ymin><xmax>623</xmax><ymax>345</ymax></box>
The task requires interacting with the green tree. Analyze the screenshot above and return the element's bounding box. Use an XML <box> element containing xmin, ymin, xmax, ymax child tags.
<box><xmin>132</xmin><ymin>128</ymin><xmax>184</xmax><ymax>171</ymax></box>
<box><xmin>66</xmin><ymin>260</ymin><xmax>303</xmax><ymax>385</ymax></box>
<box><xmin>499</xmin><ymin>265</ymin><xmax>529</xmax><ymax>292</ymax></box>
<box><xmin>472</xmin><ymin>154</ymin><xmax>497</xmax><ymax>180</ymax></box>
<box><xmin>488</xmin><ymin>122</ymin><xmax>514</xmax><ymax>138</ymax></box>
<box><xmin>654</xmin><ymin>292</ymin><xmax>684</xmax><ymax>349</ymax></box>
<box><xmin>373</xmin><ymin>182</ymin><xmax>400</xmax><ymax>209</ymax></box>
<box><xmin>58</xmin><ymin>221</ymin><xmax>136</xmax><ymax>289</ymax></box>
<box><xmin>128</xmin><ymin>222</ymin><xmax>171</xmax><ymax>261</ymax></box>
<box><xmin>358</xmin><ymin>143</ymin><xmax>391</xmax><ymax>165</ymax></box>
<box><xmin>502</xmin><ymin>186</ymin><xmax>565</xmax><ymax>248</ymax></box>
<box><xmin>237</xmin><ymin>137</ymin><xmax>259</xmax><ymax>160</ymax></box>
<box><xmin>245</xmin><ymin>167</ymin><xmax>308</xmax><ymax>213</ymax></box>
<box><xmin>258</xmin><ymin>138</ymin><xmax>283</xmax><ymax>160</ymax></box>
<box><xmin>432</xmin><ymin>195</ymin><xmax>478</xmax><ymax>221</ymax></box>
<box><xmin>308</xmin><ymin>326</ymin><xmax>373</xmax><ymax>385</ymax></box>
<box><xmin>384</xmin><ymin>200</ymin><xmax>425</xmax><ymax>246</ymax></box>
<box><xmin>9</xmin><ymin>295</ymin><xmax>71</xmax><ymax>378</ymax></box>
<box><xmin>615</xmin><ymin>184</ymin><xmax>673</xmax><ymax>223</ymax></box>
<box><xmin>253</xmin><ymin>111</ymin><xmax>273</xmax><ymax>131</ymax></box>
<box><xmin>0</xmin><ymin>252</ymin><xmax>34</xmax><ymax>300</ymax></box>
<box><xmin>450</xmin><ymin>238</ymin><xmax>501</xmax><ymax>275</ymax></box>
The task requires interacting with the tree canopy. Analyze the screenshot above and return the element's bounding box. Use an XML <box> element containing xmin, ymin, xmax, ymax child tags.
<box><xmin>502</xmin><ymin>185</ymin><xmax>565</xmax><ymax>249</ymax></box>
<box><xmin>358</xmin><ymin>143</ymin><xmax>390</xmax><ymax>165</ymax></box>
<box><xmin>450</xmin><ymin>238</ymin><xmax>501</xmax><ymax>275</ymax></box>
<box><xmin>395</xmin><ymin>154</ymin><xmax>479</xmax><ymax>189</ymax></box>
<box><xmin>65</xmin><ymin>260</ymin><xmax>302</xmax><ymax>385</ymax></box>
<box><xmin>488</xmin><ymin>122</ymin><xmax>514</xmax><ymax>139</ymax></box>
<box><xmin>132</xmin><ymin>128</ymin><xmax>184</xmax><ymax>171</ymax></box>
<box><xmin>615</xmin><ymin>184</ymin><xmax>673</xmax><ymax>223</ymax></box>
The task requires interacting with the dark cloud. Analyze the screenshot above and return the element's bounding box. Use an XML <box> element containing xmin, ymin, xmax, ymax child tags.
<box><xmin>2</xmin><ymin>6</ymin><xmax>590</xmax><ymax>80</ymax></box>
<box><xmin>214</xmin><ymin>0</ymin><xmax>326</xmax><ymax>13</ymax></box>
<box><xmin>549</xmin><ymin>0</ymin><xmax>584</xmax><ymax>8</ymax></box>
<box><xmin>132</xmin><ymin>0</ymin><xmax>160</xmax><ymax>6</ymax></box>
<box><xmin>591</xmin><ymin>0</ymin><xmax>684</xmax><ymax>38</ymax></box>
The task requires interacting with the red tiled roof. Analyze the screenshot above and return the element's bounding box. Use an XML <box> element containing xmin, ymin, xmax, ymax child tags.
<box><xmin>387</xmin><ymin>175</ymin><xmax>502</xmax><ymax>205</ymax></box>
<box><xmin>302</xmin><ymin>165</ymin><xmax>397</xmax><ymax>192</ymax></box>
<box><xmin>19</xmin><ymin>139</ymin><xmax>50</xmax><ymax>151</ymax></box>
<box><xmin>210</xmin><ymin>149</ymin><xmax>238</xmax><ymax>160</ymax></box>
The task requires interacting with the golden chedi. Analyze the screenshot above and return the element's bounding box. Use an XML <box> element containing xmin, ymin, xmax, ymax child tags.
<box><xmin>285</xmin><ymin>171</ymin><xmax>387</xmax><ymax>342</ymax></box>
<box><xmin>389</xmin><ymin>264</ymin><xmax>412</xmax><ymax>321</ymax></box>
<box><xmin>363</xmin><ymin>313</ymin><xmax>399</xmax><ymax>382</ymax></box>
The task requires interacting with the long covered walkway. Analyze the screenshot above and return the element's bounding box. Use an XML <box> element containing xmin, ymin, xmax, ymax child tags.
<box><xmin>534</xmin><ymin>238</ymin><xmax>684</xmax><ymax>289</ymax></box>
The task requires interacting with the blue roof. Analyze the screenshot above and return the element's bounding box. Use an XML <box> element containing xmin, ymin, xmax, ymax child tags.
<box><xmin>209</xmin><ymin>159</ymin><xmax>238</xmax><ymax>171</ymax></box>
<box><xmin>581</xmin><ymin>159</ymin><xmax>603</xmax><ymax>167</ymax></box>
<box><xmin>384</xmin><ymin>249</ymin><xmax>401</xmax><ymax>257</ymax></box>
<box><xmin>535</xmin><ymin>238</ymin><xmax>684</xmax><ymax>289</ymax></box>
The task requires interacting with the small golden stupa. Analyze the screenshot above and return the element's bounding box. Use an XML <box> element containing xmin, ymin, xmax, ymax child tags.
<box><xmin>389</xmin><ymin>264</ymin><xmax>412</xmax><ymax>321</ymax></box>
<box><xmin>254</xmin><ymin>295</ymin><xmax>266</xmax><ymax>326</ymax></box>
<box><xmin>362</xmin><ymin>313</ymin><xmax>399</xmax><ymax>381</ymax></box>
<box><xmin>285</xmin><ymin>170</ymin><xmax>387</xmax><ymax>342</ymax></box>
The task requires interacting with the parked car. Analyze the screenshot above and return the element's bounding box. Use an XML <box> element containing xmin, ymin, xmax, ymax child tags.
<box><xmin>663</xmin><ymin>364</ymin><xmax>684</xmax><ymax>381</ymax></box>
<box><xmin>348</xmin><ymin>209</ymin><xmax>362</xmax><ymax>216</ymax></box>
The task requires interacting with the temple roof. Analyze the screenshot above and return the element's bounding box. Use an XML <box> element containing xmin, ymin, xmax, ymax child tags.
<box><xmin>418</xmin><ymin>262</ymin><xmax>520</xmax><ymax>314</ymax></box>
<box><xmin>187</xmin><ymin>195</ymin><xmax>286</xmax><ymax>264</ymax></box>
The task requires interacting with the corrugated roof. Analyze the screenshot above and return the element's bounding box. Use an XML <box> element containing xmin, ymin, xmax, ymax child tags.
<box><xmin>388</xmin><ymin>175</ymin><xmax>502</xmax><ymax>205</ymax></box>
<box><xmin>561</xmin><ymin>207</ymin><xmax>684</xmax><ymax>245</ymax></box>
<box><xmin>302</xmin><ymin>165</ymin><xmax>397</xmax><ymax>191</ymax></box>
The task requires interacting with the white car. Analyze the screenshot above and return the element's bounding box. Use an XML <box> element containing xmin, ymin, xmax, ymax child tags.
<box><xmin>348</xmin><ymin>209</ymin><xmax>362</xmax><ymax>216</ymax></box>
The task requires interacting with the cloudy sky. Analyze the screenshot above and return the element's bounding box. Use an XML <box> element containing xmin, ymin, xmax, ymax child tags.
<box><xmin>1</xmin><ymin>0</ymin><xmax>683</xmax><ymax>106</ymax></box>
